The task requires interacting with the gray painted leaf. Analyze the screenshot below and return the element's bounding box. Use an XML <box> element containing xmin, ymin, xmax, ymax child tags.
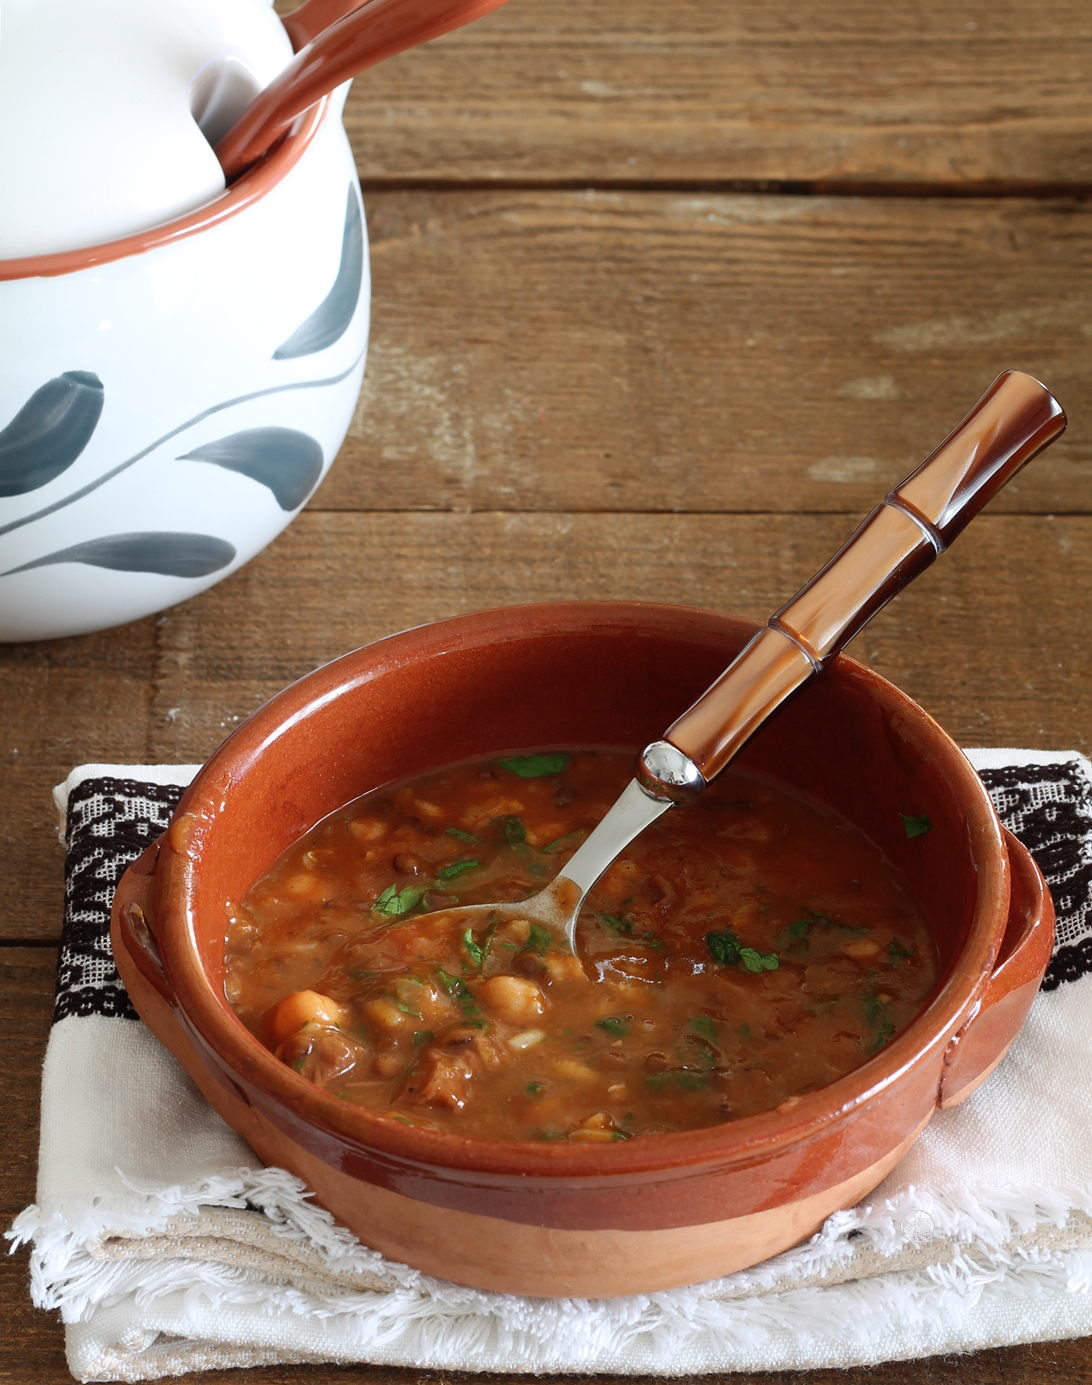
<box><xmin>273</xmin><ymin>187</ymin><xmax>363</xmax><ymax>360</ymax></box>
<box><xmin>4</xmin><ymin>532</ymin><xmax>235</xmax><ymax>578</ymax></box>
<box><xmin>0</xmin><ymin>371</ymin><xmax>104</xmax><ymax>497</ymax></box>
<box><xmin>180</xmin><ymin>427</ymin><xmax>323</xmax><ymax>510</ymax></box>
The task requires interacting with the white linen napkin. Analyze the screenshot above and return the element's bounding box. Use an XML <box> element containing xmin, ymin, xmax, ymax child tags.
<box><xmin>9</xmin><ymin>751</ymin><xmax>1092</xmax><ymax>1382</ymax></box>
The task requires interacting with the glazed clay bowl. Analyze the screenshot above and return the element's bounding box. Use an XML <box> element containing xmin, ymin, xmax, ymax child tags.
<box><xmin>0</xmin><ymin>87</ymin><xmax>368</xmax><ymax>642</ymax></box>
<box><xmin>111</xmin><ymin>602</ymin><xmax>1053</xmax><ymax>1297</ymax></box>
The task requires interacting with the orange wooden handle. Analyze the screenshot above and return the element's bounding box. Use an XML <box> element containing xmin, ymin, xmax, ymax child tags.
<box><xmin>281</xmin><ymin>0</ymin><xmax>369</xmax><ymax>51</ymax></box>
<box><xmin>938</xmin><ymin>828</ymin><xmax>1055</xmax><ymax>1108</ymax></box>
<box><xmin>666</xmin><ymin>371</ymin><xmax>1066</xmax><ymax>781</ymax></box>
<box><xmin>217</xmin><ymin>0</ymin><xmax>514</xmax><ymax>182</ymax></box>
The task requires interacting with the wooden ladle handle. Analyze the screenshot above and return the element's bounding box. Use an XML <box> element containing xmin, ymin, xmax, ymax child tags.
<box><xmin>661</xmin><ymin>371</ymin><xmax>1066</xmax><ymax>784</ymax></box>
<box><xmin>216</xmin><ymin>0</ymin><xmax>512</xmax><ymax>183</ymax></box>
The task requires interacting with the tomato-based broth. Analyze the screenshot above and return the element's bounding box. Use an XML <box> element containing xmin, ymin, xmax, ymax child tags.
<box><xmin>225</xmin><ymin>750</ymin><xmax>938</xmax><ymax>1142</ymax></box>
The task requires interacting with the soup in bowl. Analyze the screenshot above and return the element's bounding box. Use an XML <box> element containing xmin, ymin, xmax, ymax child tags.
<box><xmin>111</xmin><ymin>602</ymin><xmax>1053</xmax><ymax>1296</ymax></box>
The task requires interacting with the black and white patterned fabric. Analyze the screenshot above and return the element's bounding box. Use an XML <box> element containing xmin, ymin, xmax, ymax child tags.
<box><xmin>52</xmin><ymin>757</ymin><xmax>1092</xmax><ymax>1030</ymax></box>
<box><xmin>977</xmin><ymin>760</ymin><xmax>1092</xmax><ymax>991</ymax></box>
<box><xmin>55</xmin><ymin>777</ymin><xmax>186</xmax><ymax>1024</ymax></box>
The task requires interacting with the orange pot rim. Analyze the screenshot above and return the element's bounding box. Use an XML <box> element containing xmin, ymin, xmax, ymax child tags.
<box><xmin>0</xmin><ymin>98</ymin><xmax>329</xmax><ymax>283</ymax></box>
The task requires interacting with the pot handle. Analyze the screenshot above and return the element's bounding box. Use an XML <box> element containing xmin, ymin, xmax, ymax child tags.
<box><xmin>111</xmin><ymin>837</ymin><xmax>173</xmax><ymax>1005</ymax></box>
<box><xmin>938</xmin><ymin>827</ymin><xmax>1055</xmax><ymax>1108</ymax></box>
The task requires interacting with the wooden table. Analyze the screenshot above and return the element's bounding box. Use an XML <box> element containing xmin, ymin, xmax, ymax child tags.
<box><xmin>5</xmin><ymin>1</ymin><xmax>1092</xmax><ymax>1379</ymax></box>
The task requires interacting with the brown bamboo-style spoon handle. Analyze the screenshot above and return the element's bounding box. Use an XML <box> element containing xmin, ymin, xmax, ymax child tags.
<box><xmin>638</xmin><ymin>370</ymin><xmax>1066</xmax><ymax>799</ymax></box>
<box><xmin>215</xmin><ymin>0</ymin><xmax>511</xmax><ymax>183</ymax></box>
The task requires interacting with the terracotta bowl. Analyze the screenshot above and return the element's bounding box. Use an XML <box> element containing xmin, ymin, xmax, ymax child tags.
<box><xmin>111</xmin><ymin>602</ymin><xmax>1054</xmax><ymax>1297</ymax></box>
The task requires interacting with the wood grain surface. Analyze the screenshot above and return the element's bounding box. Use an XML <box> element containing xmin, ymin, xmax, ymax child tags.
<box><xmin>342</xmin><ymin>0</ymin><xmax>1092</xmax><ymax>186</ymax></box>
<box><xmin>327</xmin><ymin>190</ymin><xmax>1092</xmax><ymax>517</ymax></box>
<box><xmin>6</xmin><ymin>0</ymin><xmax>1092</xmax><ymax>1377</ymax></box>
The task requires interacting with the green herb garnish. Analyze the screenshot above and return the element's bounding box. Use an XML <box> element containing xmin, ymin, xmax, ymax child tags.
<box><xmin>446</xmin><ymin>827</ymin><xmax>478</xmax><ymax>844</ymax></box>
<box><xmin>526</xmin><ymin>1081</ymin><xmax>544</xmax><ymax>1097</ymax></box>
<box><xmin>413</xmin><ymin>1030</ymin><xmax>434</xmax><ymax>1046</ymax></box>
<box><xmin>496</xmin><ymin>752</ymin><xmax>571</xmax><ymax>778</ymax></box>
<box><xmin>501</xmin><ymin>816</ymin><xmax>527</xmax><ymax>845</ymax></box>
<box><xmin>463</xmin><ymin>914</ymin><xmax>498</xmax><ymax>972</ymax></box>
<box><xmin>439</xmin><ymin>858</ymin><xmax>480</xmax><ymax>880</ymax></box>
<box><xmin>541</xmin><ymin>831</ymin><xmax>581</xmax><ymax>853</ymax></box>
<box><xmin>863</xmin><ymin>994</ymin><xmax>896</xmax><ymax>1051</ymax></box>
<box><xmin>526</xmin><ymin>923</ymin><xmax>552</xmax><ymax>955</ymax></box>
<box><xmin>706</xmin><ymin>927</ymin><xmax>741</xmax><ymax>965</ymax></box>
<box><xmin>739</xmin><ymin>946</ymin><xmax>779</xmax><ymax>973</ymax></box>
<box><xmin>394</xmin><ymin>1000</ymin><xmax>422</xmax><ymax>1018</ymax></box>
<box><xmin>373</xmin><ymin>884</ymin><xmax>424</xmax><ymax>917</ymax></box>
<box><xmin>901</xmin><ymin>812</ymin><xmax>932</xmax><ymax>839</ymax></box>
<box><xmin>689</xmin><ymin>1015</ymin><xmax>716</xmax><ymax>1040</ymax></box>
<box><xmin>889</xmin><ymin>938</ymin><xmax>915</xmax><ymax>962</ymax></box>
<box><xmin>602</xmin><ymin>912</ymin><xmax>635</xmax><ymax>937</ymax></box>
<box><xmin>595</xmin><ymin>1016</ymin><xmax>629</xmax><ymax>1038</ymax></box>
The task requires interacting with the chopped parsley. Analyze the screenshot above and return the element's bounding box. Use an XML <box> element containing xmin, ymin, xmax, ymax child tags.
<box><xmin>526</xmin><ymin>922</ymin><xmax>552</xmax><ymax>955</ymax></box>
<box><xmin>439</xmin><ymin>858</ymin><xmax>480</xmax><ymax>880</ymax></box>
<box><xmin>778</xmin><ymin>918</ymin><xmax>810</xmax><ymax>952</ymax></box>
<box><xmin>373</xmin><ymin>884</ymin><xmax>423</xmax><ymax>917</ymax></box>
<box><xmin>526</xmin><ymin>1081</ymin><xmax>544</xmax><ymax>1097</ymax></box>
<box><xmin>413</xmin><ymin>1030</ymin><xmax>434</xmax><ymax>1046</ymax></box>
<box><xmin>595</xmin><ymin>1016</ymin><xmax>629</xmax><ymax>1038</ymax></box>
<box><xmin>437</xmin><ymin>966</ymin><xmax>482</xmax><ymax>1018</ymax></box>
<box><xmin>496</xmin><ymin>752</ymin><xmax>570</xmax><ymax>778</ymax></box>
<box><xmin>900</xmin><ymin>812</ymin><xmax>932</xmax><ymax>839</ymax></box>
<box><xmin>501</xmin><ymin>816</ymin><xmax>527</xmax><ymax>845</ymax></box>
<box><xmin>706</xmin><ymin>928</ymin><xmax>779</xmax><ymax>972</ymax></box>
<box><xmin>863</xmin><ymin>994</ymin><xmax>896</xmax><ymax>1051</ymax></box>
<box><xmin>889</xmin><ymin>938</ymin><xmax>915</xmax><ymax>962</ymax></box>
<box><xmin>541</xmin><ymin>831</ymin><xmax>581</xmax><ymax>853</ymax></box>
<box><xmin>463</xmin><ymin>914</ymin><xmax>498</xmax><ymax>971</ymax></box>
<box><xmin>689</xmin><ymin>1015</ymin><xmax>717</xmax><ymax>1040</ymax></box>
<box><xmin>446</xmin><ymin>827</ymin><xmax>478</xmax><ymax>844</ymax></box>
<box><xmin>602</xmin><ymin>912</ymin><xmax>634</xmax><ymax>936</ymax></box>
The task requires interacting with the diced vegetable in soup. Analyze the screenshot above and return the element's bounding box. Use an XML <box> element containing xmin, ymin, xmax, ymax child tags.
<box><xmin>225</xmin><ymin>750</ymin><xmax>937</xmax><ymax>1141</ymax></box>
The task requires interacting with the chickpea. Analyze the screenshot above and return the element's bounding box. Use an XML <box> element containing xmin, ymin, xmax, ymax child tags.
<box><xmin>364</xmin><ymin>996</ymin><xmax>413</xmax><ymax>1032</ymax></box>
<box><xmin>348</xmin><ymin>818</ymin><xmax>387</xmax><ymax>842</ymax></box>
<box><xmin>502</xmin><ymin>918</ymin><xmax>532</xmax><ymax>945</ymax></box>
<box><xmin>570</xmin><ymin>1111</ymin><xmax>617</xmax><ymax>1142</ymax></box>
<box><xmin>269</xmin><ymin>990</ymin><xmax>346</xmax><ymax>1045</ymax></box>
<box><xmin>541</xmin><ymin>952</ymin><xmax>588</xmax><ymax>986</ymax></box>
<box><xmin>553</xmin><ymin>1058</ymin><xmax>596</xmax><ymax>1082</ymax></box>
<box><xmin>283</xmin><ymin>873</ymin><xmax>325</xmax><ymax>902</ymax></box>
<box><xmin>477</xmin><ymin>975</ymin><xmax>545</xmax><ymax>1025</ymax></box>
<box><xmin>413</xmin><ymin>799</ymin><xmax>445</xmax><ymax>819</ymax></box>
<box><xmin>843</xmin><ymin>938</ymin><xmax>881</xmax><ymax>959</ymax></box>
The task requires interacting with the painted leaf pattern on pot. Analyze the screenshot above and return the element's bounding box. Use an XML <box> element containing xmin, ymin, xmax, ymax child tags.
<box><xmin>0</xmin><ymin>371</ymin><xmax>104</xmax><ymax>497</ymax></box>
<box><xmin>273</xmin><ymin>187</ymin><xmax>364</xmax><ymax>360</ymax></box>
<box><xmin>179</xmin><ymin>427</ymin><xmax>324</xmax><ymax>510</ymax></box>
<box><xmin>4</xmin><ymin>532</ymin><xmax>236</xmax><ymax>578</ymax></box>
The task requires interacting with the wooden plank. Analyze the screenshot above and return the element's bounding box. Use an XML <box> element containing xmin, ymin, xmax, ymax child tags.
<box><xmin>4</xmin><ymin>947</ymin><xmax>1092</xmax><ymax>1381</ymax></box>
<box><xmin>340</xmin><ymin>0</ymin><xmax>1092</xmax><ymax>185</ymax></box>
<box><xmin>0</xmin><ymin>620</ymin><xmax>156</xmax><ymax>943</ymax></box>
<box><xmin>150</xmin><ymin>511</ymin><xmax>1092</xmax><ymax>765</ymax></box>
<box><xmin>322</xmin><ymin>191</ymin><xmax>1092</xmax><ymax>517</ymax></box>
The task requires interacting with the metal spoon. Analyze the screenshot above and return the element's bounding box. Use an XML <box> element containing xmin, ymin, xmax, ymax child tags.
<box><xmin>391</xmin><ymin>371</ymin><xmax>1065</xmax><ymax>952</ymax></box>
<box><xmin>214</xmin><ymin>0</ymin><xmax>513</xmax><ymax>183</ymax></box>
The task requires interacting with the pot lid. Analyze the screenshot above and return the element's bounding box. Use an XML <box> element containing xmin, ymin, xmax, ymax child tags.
<box><xmin>0</xmin><ymin>0</ymin><xmax>294</xmax><ymax>261</ymax></box>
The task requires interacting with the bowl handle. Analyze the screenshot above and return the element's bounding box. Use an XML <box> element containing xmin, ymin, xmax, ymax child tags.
<box><xmin>111</xmin><ymin>837</ymin><xmax>173</xmax><ymax>1006</ymax></box>
<box><xmin>938</xmin><ymin>827</ymin><xmax>1055</xmax><ymax>1108</ymax></box>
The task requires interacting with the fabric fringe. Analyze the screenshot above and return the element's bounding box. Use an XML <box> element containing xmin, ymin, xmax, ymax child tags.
<box><xmin>10</xmin><ymin>1162</ymin><xmax>1092</xmax><ymax>1367</ymax></box>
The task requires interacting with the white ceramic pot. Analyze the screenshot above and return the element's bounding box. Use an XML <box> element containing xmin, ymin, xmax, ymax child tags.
<box><xmin>0</xmin><ymin>89</ymin><xmax>369</xmax><ymax>641</ymax></box>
